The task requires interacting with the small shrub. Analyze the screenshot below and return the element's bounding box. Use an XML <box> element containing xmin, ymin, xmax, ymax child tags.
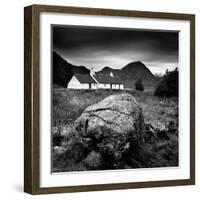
<box><xmin>135</xmin><ymin>78</ymin><xmax>144</xmax><ymax>91</ymax></box>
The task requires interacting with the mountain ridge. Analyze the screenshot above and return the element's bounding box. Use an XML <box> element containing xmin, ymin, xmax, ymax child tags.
<box><xmin>53</xmin><ymin>52</ymin><xmax>90</xmax><ymax>87</ymax></box>
<box><xmin>53</xmin><ymin>51</ymin><xmax>156</xmax><ymax>88</ymax></box>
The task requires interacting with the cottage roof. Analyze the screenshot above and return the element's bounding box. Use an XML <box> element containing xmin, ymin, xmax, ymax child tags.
<box><xmin>93</xmin><ymin>74</ymin><xmax>123</xmax><ymax>84</ymax></box>
<box><xmin>74</xmin><ymin>74</ymin><xmax>97</xmax><ymax>84</ymax></box>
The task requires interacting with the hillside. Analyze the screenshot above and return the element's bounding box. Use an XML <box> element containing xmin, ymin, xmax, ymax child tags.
<box><xmin>121</xmin><ymin>61</ymin><xmax>155</xmax><ymax>81</ymax></box>
<box><xmin>96</xmin><ymin>66</ymin><xmax>120</xmax><ymax>76</ymax></box>
<box><xmin>53</xmin><ymin>52</ymin><xmax>157</xmax><ymax>89</ymax></box>
<box><xmin>97</xmin><ymin>61</ymin><xmax>156</xmax><ymax>89</ymax></box>
<box><xmin>120</xmin><ymin>61</ymin><xmax>156</xmax><ymax>88</ymax></box>
<box><xmin>53</xmin><ymin>52</ymin><xmax>90</xmax><ymax>87</ymax></box>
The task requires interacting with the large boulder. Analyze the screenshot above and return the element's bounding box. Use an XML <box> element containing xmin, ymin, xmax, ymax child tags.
<box><xmin>75</xmin><ymin>93</ymin><xmax>144</xmax><ymax>161</ymax></box>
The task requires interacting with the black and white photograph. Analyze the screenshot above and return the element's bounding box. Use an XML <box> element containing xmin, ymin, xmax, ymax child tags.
<box><xmin>52</xmin><ymin>25</ymin><xmax>179</xmax><ymax>173</ymax></box>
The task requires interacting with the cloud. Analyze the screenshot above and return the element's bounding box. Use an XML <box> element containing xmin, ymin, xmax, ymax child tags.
<box><xmin>53</xmin><ymin>25</ymin><xmax>178</xmax><ymax>74</ymax></box>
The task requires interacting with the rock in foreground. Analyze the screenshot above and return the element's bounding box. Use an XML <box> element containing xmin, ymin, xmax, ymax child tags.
<box><xmin>75</xmin><ymin>93</ymin><xmax>144</xmax><ymax>161</ymax></box>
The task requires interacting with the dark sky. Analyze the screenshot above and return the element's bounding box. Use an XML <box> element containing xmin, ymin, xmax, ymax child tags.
<box><xmin>53</xmin><ymin>25</ymin><xmax>178</xmax><ymax>74</ymax></box>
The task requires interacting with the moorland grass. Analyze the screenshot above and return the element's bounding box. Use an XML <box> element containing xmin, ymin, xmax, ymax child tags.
<box><xmin>52</xmin><ymin>89</ymin><xmax>178</xmax><ymax>172</ymax></box>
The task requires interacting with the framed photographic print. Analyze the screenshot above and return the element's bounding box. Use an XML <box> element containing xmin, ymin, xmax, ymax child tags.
<box><xmin>24</xmin><ymin>4</ymin><xmax>195</xmax><ymax>194</ymax></box>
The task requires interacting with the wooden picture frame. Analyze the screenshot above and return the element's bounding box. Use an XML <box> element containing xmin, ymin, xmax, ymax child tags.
<box><xmin>24</xmin><ymin>4</ymin><xmax>195</xmax><ymax>194</ymax></box>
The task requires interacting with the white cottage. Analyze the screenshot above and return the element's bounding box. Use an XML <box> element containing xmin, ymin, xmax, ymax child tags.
<box><xmin>67</xmin><ymin>71</ymin><xmax>124</xmax><ymax>90</ymax></box>
<box><xmin>67</xmin><ymin>74</ymin><xmax>97</xmax><ymax>89</ymax></box>
<box><xmin>93</xmin><ymin>72</ymin><xmax>124</xmax><ymax>90</ymax></box>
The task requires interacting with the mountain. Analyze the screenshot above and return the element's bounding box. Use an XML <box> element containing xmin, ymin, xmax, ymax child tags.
<box><xmin>53</xmin><ymin>52</ymin><xmax>157</xmax><ymax>89</ymax></box>
<box><xmin>120</xmin><ymin>61</ymin><xmax>156</xmax><ymax>88</ymax></box>
<box><xmin>96</xmin><ymin>66</ymin><xmax>120</xmax><ymax>76</ymax></box>
<box><xmin>121</xmin><ymin>61</ymin><xmax>155</xmax><ymax>81</ymax></box>
<box><xmin>97</xmin><ymin>61</ymin><xmax>156</xmax><ymax>88</ymax></box>
<box><xmin>53</xmin><ymin>52</ymin><xmax>90</xmax><ymax>87</ymax></box>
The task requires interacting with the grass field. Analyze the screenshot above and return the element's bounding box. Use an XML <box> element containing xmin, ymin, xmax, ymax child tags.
<box><xmin>53</xmin><ymin>88</ymin><xmax>178</xmax><ymax>127</ymax></box>
<box><xmin>52</xmin><ymin>88</ymin><xmax>178</xmax><ymax>172</ymax></box>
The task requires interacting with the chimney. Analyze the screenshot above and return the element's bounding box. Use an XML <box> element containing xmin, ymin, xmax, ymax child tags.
<box><xmin>90</xmin><ymin>67</ymin><xmax>95</xmax><ymax>76</ymax></box>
